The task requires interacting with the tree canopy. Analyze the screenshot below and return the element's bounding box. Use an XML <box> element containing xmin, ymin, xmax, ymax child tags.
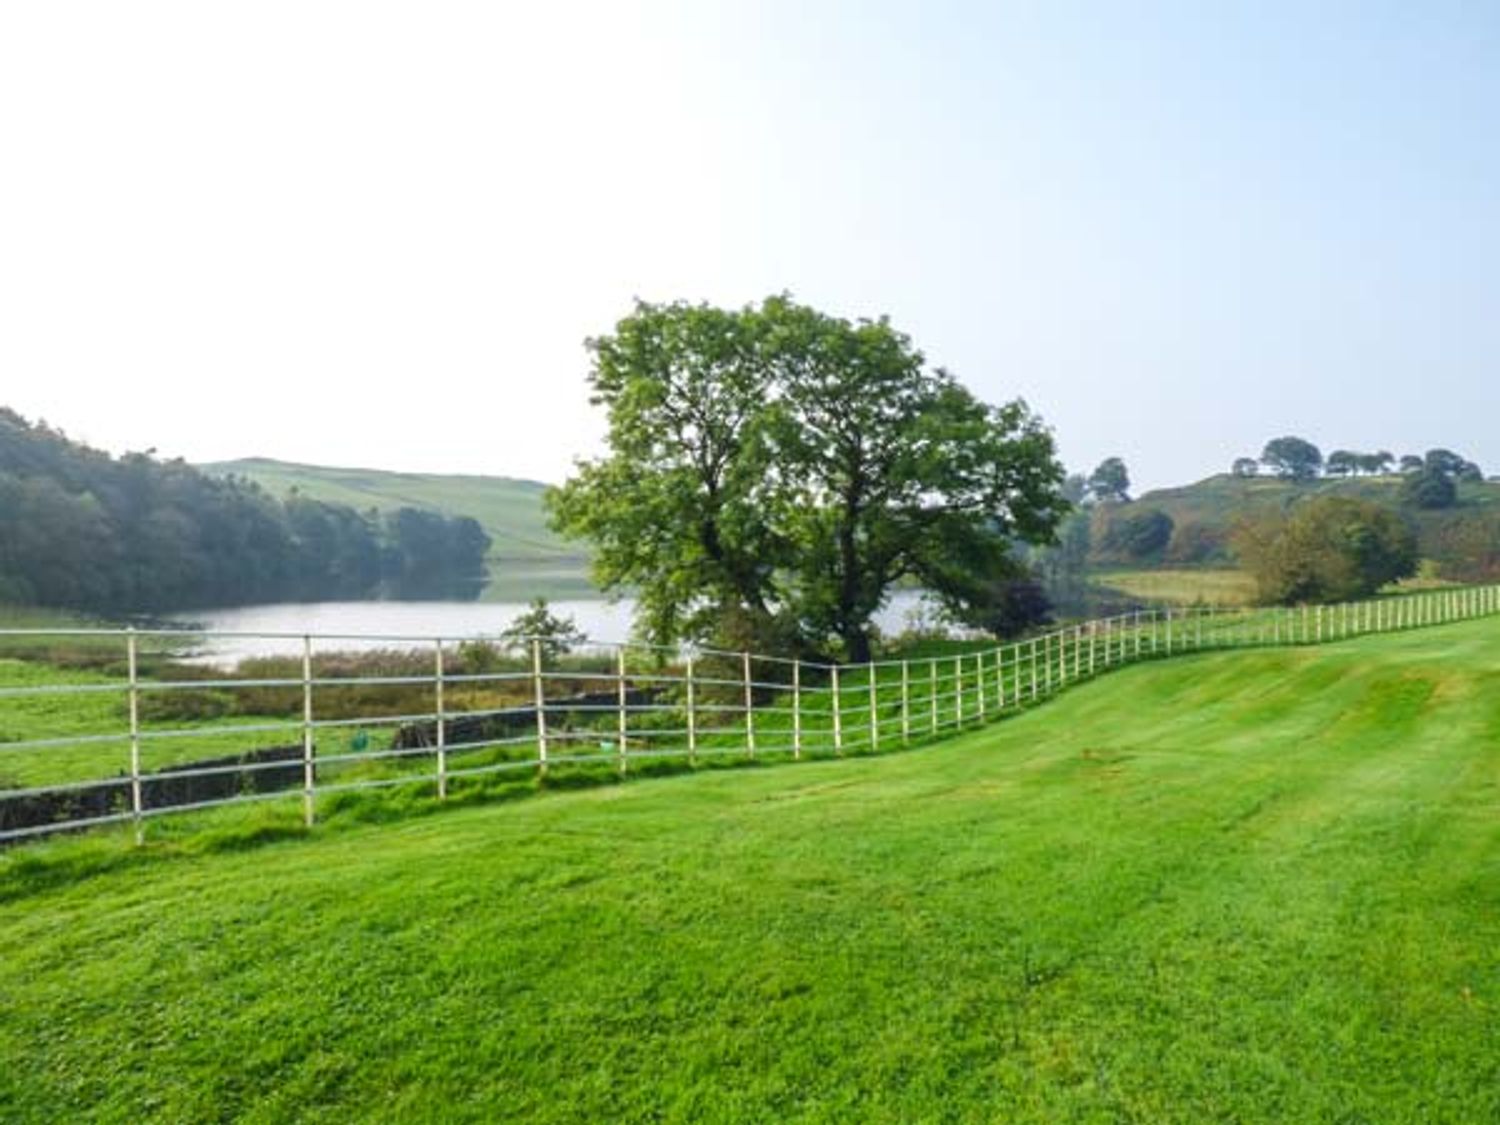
<box><xmin>1232</xmin><ymin>496</ymin><xmax>1417</xmax><ymax>605</ymax></box>
<box><xmin>0</xmin><ymin>408</ymin><xmax>490</xmax><ymax>612</ymax></box>
<box><xmin>1229</xmin><ymin>441</ymin><xmax>1475</xmax><ymax>483</ymax></box>
<box><xmin>1086</xmin><ymin>457</ymin><xmax>1130</xmax><ymax>503</ymax></box>
<box><xmin>1100</xmin><ymin>508</ymin><xmax>1173</xmax><ymax>560</ymax></box>
<box><xmin>1325</xmin><ymin>450</ymin><xmax>1359</xmax><ymax>477</ymax></box>
<box><xmin>1402</xmin><ymin>469</ymin><xmax>1457</xmax><ymax>510</ymax></box>
<box><xmin>547</xmin><ymin>297</ymin><xmax>1068</xmax><ymax>661</ymax></box>
<box><xmin>499</xmin><ymin>597</ymin><xmax>585</xmax><ymax>661</ymax></box>
<box><xmin>1260</xmin><ymin>436</ymin><xmax>1323</xmax><ymax>481</ymax></box>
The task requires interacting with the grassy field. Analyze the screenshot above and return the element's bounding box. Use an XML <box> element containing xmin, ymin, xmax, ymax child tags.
<box><xmin>1095</xmin><ymin>567</ymin><xmax>1259</xmax><ymax>605</ymax></box>
<box><xmin>3</xmin><ymin>618</ymin><xmax>1499</xmax><ymax>1120</ymax></box>
<box><xmin>201</xmin><ymin>457</ymin><xmax>595</xmax><ymax>599</ymax></box>
<box><xmin>1095</xmin><ymin>567</ymin><xmax>1463</xmax><ymax>609</ymax></box>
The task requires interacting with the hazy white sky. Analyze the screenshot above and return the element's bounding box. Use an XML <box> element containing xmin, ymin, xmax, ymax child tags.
<box><xmin>3</xmin><ymin>2</ymin><xmax>1497</xmax><ymax>490</ymax></box>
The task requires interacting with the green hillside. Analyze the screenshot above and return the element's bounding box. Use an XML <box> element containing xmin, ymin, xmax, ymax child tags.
<box><xmin>202</xmin><ymin>457</ymin><xmax>594</xmax><ymax>599</ymax></box>
<box><xmin>1140</xmin><ymin>471</ymin><xmax>1500</xmax><ymax>527</ymax></box>
<box><xmin>5</xmin><ymin>619</ymin><xmax>1499</xmax><ymax>1120</ymax></box>
<box><xmin>1093</xmin><ymin>473</ymin><xmax>1500</xmax><ymax>582</ymax></box>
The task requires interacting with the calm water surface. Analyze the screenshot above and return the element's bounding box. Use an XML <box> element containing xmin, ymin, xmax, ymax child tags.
<box><xmin>171</xmin><ymin>592</ymin><xmax>932</xmax><ymax>664</ymax></box>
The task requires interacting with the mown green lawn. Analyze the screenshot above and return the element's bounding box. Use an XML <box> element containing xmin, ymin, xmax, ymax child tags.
<box><xmin>2</xmin><ymin>620</ymin><xmax>1499</xmax><ymax>1122</ymax></box>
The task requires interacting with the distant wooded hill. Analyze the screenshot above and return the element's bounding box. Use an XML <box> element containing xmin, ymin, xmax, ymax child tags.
<box><xmin>0</xmin><ymin>411</ymin><xmax>494</xmax><ymax>614</ymax></box>
<box><xmin>1089</xmin><ymin>473</ymin><xmax>1500</xmax><ymax>580</ymax></box>
<box><xmin>199</xmin><ymin>459</ymin><xmax>594</xmax><ymax>600</ymax></box>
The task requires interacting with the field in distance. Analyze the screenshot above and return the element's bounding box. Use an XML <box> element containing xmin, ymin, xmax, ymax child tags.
<box><xmin>201</xmin><ymin>457</ymin><xmax>595</xmax><ymax>600</ymax></box>
<box><xmin>1094</xmin><ymin>566</ymin><xmax>1461</xmax><ymax>607</ymax></box>
<box><xmin>1095</xmin><ymin>567</ymin><xmax>1259</xmax><ymax>606</ymax></box>
<box><xmin>4</xmin><ymin>618</ymin><xmax>1498</xmax><ymax>1121</ymax></box>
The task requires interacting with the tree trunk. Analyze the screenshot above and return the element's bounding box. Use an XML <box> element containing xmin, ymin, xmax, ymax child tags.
<box><xmin>843</xmin><ymin>626</ymin><xmax>872</xmax><ymax>665</ymax></box>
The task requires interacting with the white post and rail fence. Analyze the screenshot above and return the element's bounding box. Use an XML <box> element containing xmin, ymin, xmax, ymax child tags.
<box><xmin>1</xmin><ymin>584</ymin><xmax>1497</xmax><ymax>845</ymax></box>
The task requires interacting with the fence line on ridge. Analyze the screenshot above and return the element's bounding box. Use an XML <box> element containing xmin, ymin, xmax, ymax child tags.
<box><xmin>1</xmin><ymin>583</ymin><xmax>1498</xmax><ymax>845</ymax></box>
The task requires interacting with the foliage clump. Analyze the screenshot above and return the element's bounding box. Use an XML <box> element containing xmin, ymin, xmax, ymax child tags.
<box><xmin>498</xmin><ymin>598</ymin><xmax>585</xmax><ymax>662</ymax></box>
<box><xmin>1232</xmin><ymin>496</ymin><xmax>1417</xmax><ymax>605</ymax></box>
<box><xmin>1098</xmin><ymin>508</ymin><xmax>1174</xmax><ymax>561</ymax></box>
<box><xmin>0</xmin><ymin>408</ymin><xmax>490</xmax><ymax>612</ymax></box>
<box><xmin>1259</xmin><ymin>436</ymin><xmax>1324</xmax><ymax>481</ymax></box>
<box><xmin>548</xmin><ymin>296</ymin><xmax>1068</xmax><ymax>661</ymax></box>
<box><xmin>1086</xmin><ymin>457</ymin><xmax>1130</xmax><ymax>503</ymax></box>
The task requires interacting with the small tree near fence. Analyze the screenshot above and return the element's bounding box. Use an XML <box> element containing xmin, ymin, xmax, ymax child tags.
<box><xmin>500</xmin><ymin>598</ymin><xmax>584</xmax><ymax>661</ymax></box>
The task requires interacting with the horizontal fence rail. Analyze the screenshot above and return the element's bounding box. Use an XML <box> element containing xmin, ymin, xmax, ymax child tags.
<box><xmin>2</xmin><ymin>584</ymin><xmax>1498</xmax><ymax>844</ymax></box>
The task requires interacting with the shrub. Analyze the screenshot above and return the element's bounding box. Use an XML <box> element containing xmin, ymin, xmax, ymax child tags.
<box><xmin>1099</xmin><ymin>508</ymin><xmax>1174</xmax><ymax>561</ymax></box>
<box><xmin>1402</xmin><ymin>470</ymin><xmax>1457</xmax><ymax>510</ymax></box>
<box><xmin>1165</xmin><ymin>520</ymin><xmax>1228</xmax><ymax>565</ymax></box>
<box><xmin>1232</xmin><ymin>497</ymin><xmax>1417</xmax><ymax>605</ymax></box>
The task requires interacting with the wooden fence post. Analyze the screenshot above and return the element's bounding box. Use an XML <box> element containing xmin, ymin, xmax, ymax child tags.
<box><xmin>977</xmin><ymin>652</ymin><xmax>987</xmax><ymax>718</ymax></box>
<box><xmin>900</xmin><ymin>660</ymin><xmax>910</xmax><ymax>744</ymax></box>
<box><xmin>686</xmin><ymin>654</ymin><xmax>697</xmax><ymax>763</ymax></box>
<box><xmin>793</xmin><ymin>659</ymin><xmax>803</xmax><ymax>759</ymax></box>
<box><xmin>832</xmin><ymin>664</ymin><xmax>844</xmax><ymax>753</ymax></box>
<box><xmin>869</xmin><ymin>663</ymin><xmax>880</xmax><ymax>749</ymax></box>
<box><xmin>617</xmin><ymin>646</ymin><xmax>628</xmax><ymax>776</ymax></box>
<box><xmin>435</xmin><ymin>640</ymin><xmax>447</xmax><ymax>799</ymax></box>
<box><xmin>743</xmin><ymin>651</ymin><xmax>755</xmax><ymax>759</ymax></box>
<box><xmin>127</xmin><ymin>627</ymin><xmax>143</xmax><ymax>845</ymax></box>
<box><xmin>302</xmin><ymin>634</ymin><xmax>315</xmax><ymax>826</ymax></box>
<box><xmin>532</xmin><ymin>637</ymin><xmax>547</xmax><ymax>778</ymax></box>
<box><xmin>929</xmin><ymin>658</ymin><xmax>939</xmax><ymax>733</ymax></box>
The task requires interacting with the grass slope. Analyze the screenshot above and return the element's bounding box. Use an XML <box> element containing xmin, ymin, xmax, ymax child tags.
<box><xmin>1136</xmin><ymin>472</ymin><xmax>1500</xmax><ymax>558</ymax></box>
<box><xmin>4</xmin><ymin>621</ymin><xmax>1500</xmax><ymax>1121</ymax></box>
<box><xmin>201</xmin><ymin>457</ymin><xmax>594</xmax><ymax>599</ymax></box>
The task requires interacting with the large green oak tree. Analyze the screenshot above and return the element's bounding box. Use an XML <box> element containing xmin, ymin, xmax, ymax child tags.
<box><xmin>547</xmin><ymin>296</ymin><xmax>1067</xmax><ymax>661</ymax></box>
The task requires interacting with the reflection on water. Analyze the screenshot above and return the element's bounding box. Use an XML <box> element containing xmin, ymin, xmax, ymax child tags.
<box><xmin>170</xmin><ymin>591</ymin><xmax>932</xmax><ymax>665</ymax></box>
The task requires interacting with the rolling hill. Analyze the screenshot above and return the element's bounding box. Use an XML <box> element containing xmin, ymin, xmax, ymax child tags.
<box><xmin>1138</xmin><ymin>471</ymin><xmax>1500</xmax><ymax>529</ymax></box>
<box><xmin>1094</xmin><ymin>472</ymin><xmax>1500</xmax><ymax>582</ymax></box>
<box><xmin>201</xmin><ymin>457</ymin><xmax>595</xmax><ymax>600</ymax></box>
<box><xmin>5</xmin><ymin>618</ymin><xmax>1499</xmax><ymax>1120</ymax></box>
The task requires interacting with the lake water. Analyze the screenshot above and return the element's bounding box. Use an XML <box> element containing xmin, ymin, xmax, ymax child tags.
<box><xmin>170</xmin><ymin>591</ymin><xmax>935</xmax><ymax>664</ymax></box>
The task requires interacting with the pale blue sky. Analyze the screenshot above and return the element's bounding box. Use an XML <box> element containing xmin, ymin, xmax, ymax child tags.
<box><xmin>2</xmin><ymin>2</ymin><xmax>1496</xmax><ymax>490</ymax></box>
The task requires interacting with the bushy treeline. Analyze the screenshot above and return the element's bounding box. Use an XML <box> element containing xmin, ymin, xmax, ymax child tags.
<box><xmin>0</xmin><ymin>409</ymin><xmax>490</xmax><ymax>612</ymax></box>
<box><xmin>1232</xmin><ymin>437</ymin><xmax>1485</xmax><ymax>492</ymax></box>
<box><xmin>1232</xmin><ymin>497</ymin><xmax>1417</xmax><ymax>604</ymax></box>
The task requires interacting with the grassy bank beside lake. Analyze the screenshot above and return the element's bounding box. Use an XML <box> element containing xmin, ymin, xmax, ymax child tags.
<box><xmin>3</xmin><ymin>618</ymin><xmax>1498</xmax><ymax>1120</ymax></box>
